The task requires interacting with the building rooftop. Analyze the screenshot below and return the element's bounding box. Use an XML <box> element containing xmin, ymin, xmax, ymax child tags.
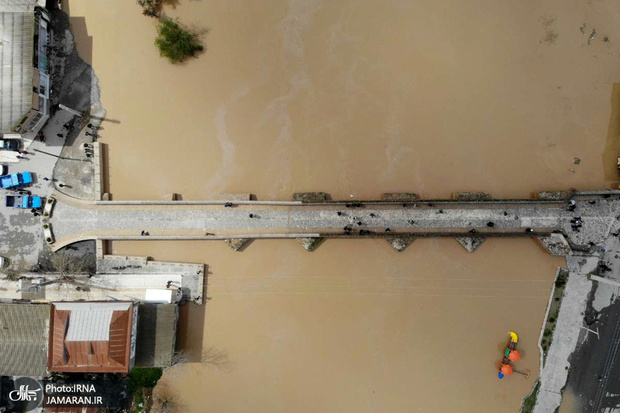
<box><xmin>48</xmin><ymin>302</ymin><xmax>135</xmax><ymax>373</ymax></box>
<box><xmin>135</xmin><ymin>303</ymin><xmax>178</xmax><ymax>367</ymax></box>
<box><xmin>0</xmin><ymin>303</ymin><xmax>50</xmax><ymax>377</ymax></box>
<box><xmin>0</xmin><ymin>3</ymin><xmax>35</xmax><ymax>131</ymax></box>
<box><xmin>0</xmin><ymin>0</ymin><xmax>39</xmax><ymax>13</ymax></box>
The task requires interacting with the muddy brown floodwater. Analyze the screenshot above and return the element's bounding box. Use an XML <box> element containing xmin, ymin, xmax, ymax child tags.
<box><xmin>65</xmin><ymin>0</ymin><xmax>620</xmax><ymax>411</ymax></box>
<box><xmin>558</xmin><ymin>389</ymin><xmax>580</xmax><ymax>413</ymax></box>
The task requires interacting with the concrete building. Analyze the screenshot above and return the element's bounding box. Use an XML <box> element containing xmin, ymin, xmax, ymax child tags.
<box><xmin>48</xmin><ymin>302</ymin><xmax>138</xmax><ymax>373</ymax></box>
<box><xmin>0</xmin><ymin>302</ymin><xmax>50</xmax><ymax>377</ymax></box>
<box><xmin>0</xmin><ymin>0</ymin><xmax>51</xmax><ymax>136</ymax></box>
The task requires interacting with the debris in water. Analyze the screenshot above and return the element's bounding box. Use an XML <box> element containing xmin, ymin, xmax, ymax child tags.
<box><xmin>588</xmin><ymin>29</ymin><xmax>596</xmax><ymax>45</ymax></box>
<box><xmin>569</xmin><ymin>168</ymin><xmax>576</xmax><ymax>173</ymax></box>
<box><xmin>545</xmin><ymin>30</ymin><xmax>558</xmax><ymax>45</ymax></box>
<box><xmin>574</xmin><ymin>157</ymin><xmax>581</xmax><ymax>165</ymax></box>
<box><xmin>579</xmin><ymin>23</ymin><xmax>586</xmax><ymax>34</ymax></box>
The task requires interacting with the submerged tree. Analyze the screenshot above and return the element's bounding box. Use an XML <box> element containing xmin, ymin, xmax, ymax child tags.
<box><xmin>154</xmin><ymin>18</ymin><xmax>204</xmax><ymax>64</ymax></box>
<box><xmin>151</xmin><ymin>383</ymin><xmax>182</xmax><ymax>413</ymax></box>
<box><xmin>136</xmin><ymin>0</ymin><xmax>163</xmax><ymax>18</ymax></box>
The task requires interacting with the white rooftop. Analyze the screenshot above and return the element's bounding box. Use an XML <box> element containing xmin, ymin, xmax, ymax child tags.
<box><xmin>65</xmin><ymin>309</ymin><xmax>114</xmax><ymax>342</ymax></box>
<box><xmin>54</xmin><ymin>302</ymin><xmax>132</xmax><ymax>311</ymax></box>
<box><xmin>56</xmin><ymin>302</ymin><xmax>131</xmax><ymax>342</ymax></box>
<box><xmin>145</xmin><ymin>289</ymin><xmax>173</xmax><ymax>303</ymax></box>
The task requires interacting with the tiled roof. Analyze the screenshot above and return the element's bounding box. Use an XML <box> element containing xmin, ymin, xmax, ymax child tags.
<box><xmin>0</xmin><ymin>303</ymin><xmax>50</xmax><ymax>377</ymax></box>
<box><xmin>135</xmin><ymin>304</ymin><xmax>177</xmax><ymax>367</ymax></box>
<box><xmin>49</xmin><ymin>302</ymin><xmax>134</xmax><ymax>373</ymax></box>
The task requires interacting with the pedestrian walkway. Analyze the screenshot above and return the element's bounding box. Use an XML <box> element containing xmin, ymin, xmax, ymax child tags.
<box><xmin>0</xmin><ymin>255</ymin><xmax>205</xmax><ymax>304</ymax></box>
<box><xmin>48</xmin><ymin>193</ymin><xmax>620</xmax><ymax>254</ymax></box>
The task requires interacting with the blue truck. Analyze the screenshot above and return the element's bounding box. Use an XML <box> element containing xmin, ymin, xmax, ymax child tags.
<box><xmin>5</xmin><ymin>195</ymin><xmax>43</xmax><ymax>209</ymax></box>
<box><xmin>0</xmin><ymin>172</ymin><xmax>33</xmax><ymax>189</ymax></box>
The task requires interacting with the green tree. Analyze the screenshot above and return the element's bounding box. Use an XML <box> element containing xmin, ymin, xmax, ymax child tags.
<box><xmin>155</xmin><ymin>18</ymin><xmax>204</xmax><ymax>64</ymax></box>
<box><xmin>129</xmin><ymin>367</ymin><xmax>163</xmax><ymax>389</ymax></box>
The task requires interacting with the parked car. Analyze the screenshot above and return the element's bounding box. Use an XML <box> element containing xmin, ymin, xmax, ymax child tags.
<box><xmin>0</xmin><ymin>165</ymin><xmax>7</xmax><ymax>176</ymax></box>
<box><xmin>0</xmin><ymin>139</ymin><xmax>20</xmax><ymax>151</ymax></box>
<box><xmin>0</xmin><ymin>256</ymin><xmax>8</xmax><ymax>268</ymax></box>
<box><xmin>5</xmin><ymin>195</ymin><xmax>43</xmax><ymax>209</ymax></box>
<box><xmin>0</xmin><ymin>172</ymin><xmax>33</xmax><ymax>189</ymax></box>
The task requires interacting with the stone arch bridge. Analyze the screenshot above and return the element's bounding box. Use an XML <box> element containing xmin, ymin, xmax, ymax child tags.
<box><xmin>47</xmin><ymin>190</ymin><xmax>620</xmax><ymax>255</ymax></box>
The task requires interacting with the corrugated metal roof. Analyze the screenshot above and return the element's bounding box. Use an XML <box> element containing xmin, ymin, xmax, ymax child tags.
<box><xmin>65</xmin><ymin>309</ymin><xmax>114</xmax><ymax>342</ymax></box>
<box><xmin>0</xmin><ymin>9</ymin><xmax>34</xmax><ymax>131</ymax></box>
<box><xmin>135</xmin><ymin>304</ymin><xmax>177</xmax><ymax>367</ymax></box>
<box><xmin>0</xmin><ymin>0</ymin><xmax>38</xmax><ymax>13</ymax></box>
<box><xmin>54</xmin><ymin>302</ymin><xmax>131</xmax><ymax>311</ymax></box>
<box><xmin>0</xmin><ymin>303</ymin><xmax>50</xmax><ymax>376</ymax></box>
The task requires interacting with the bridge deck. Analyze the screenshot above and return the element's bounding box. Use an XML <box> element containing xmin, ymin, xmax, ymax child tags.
<box><xmin>49</xmin><ymin>195</ymin><xmax>620</xmax><ymax>253</ymax></box>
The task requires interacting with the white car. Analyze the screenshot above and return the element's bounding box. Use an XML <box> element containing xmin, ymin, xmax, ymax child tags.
<box><xmin>0</xmin><ymin>165</ymin><xmax>6</xmax><ymax>176</ymax></box>
<box><xmin>0</xmin><ymin>256</ymin><xmax>8</xmax><ymax>268</ymax></box>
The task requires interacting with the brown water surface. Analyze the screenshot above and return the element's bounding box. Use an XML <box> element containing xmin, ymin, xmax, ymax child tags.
<box><xmin>113</xmin><ymin>238</ymin><xmax>562</xmax><ymax>412</ymax></box>
<box><xmin>64</xmin><ymin>0</ymin><xmax>620</xmax><ymax>411</ymax></box>
<box><xmin>67</xmin><ymin>0</ymin><xmax>620</xmax><ymax>200</ymax></box>
<box><xmin>558</xmin><ymin>389</ymin><xmax>581</xmax><ymax>413</ymax></box>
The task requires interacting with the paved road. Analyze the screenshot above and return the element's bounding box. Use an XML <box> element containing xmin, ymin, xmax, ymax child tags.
<box><xmin>561</xmin><ymin>234</ymin><xmax>620</xmax><ymax>413</ymax></box>
<box><xmin>572</xmin><ymin>297</ymin><xmax>620</xmax><ymax>412</ymax></box>
<box><xmin>49</xmin><ymin>195</ymin><xmax>620</xmax><ymax>252</ymax></box>
<box><xmin>0</xmin><ymin>111</ymin><xmax>74</xmax><ymax>266</ymax></box>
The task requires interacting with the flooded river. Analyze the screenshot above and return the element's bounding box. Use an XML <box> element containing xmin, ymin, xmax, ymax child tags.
<box><xmin>65</xmin><ymin>0</ymin><xmax>620</xmax><ymax>411</ymax></box>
